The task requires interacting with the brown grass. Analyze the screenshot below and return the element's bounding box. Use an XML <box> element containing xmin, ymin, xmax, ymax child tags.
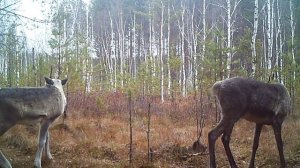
<box><xmin>1</xmin><ymin>113</ymin><xmax>299</xmax><ymax>168</ymax></box>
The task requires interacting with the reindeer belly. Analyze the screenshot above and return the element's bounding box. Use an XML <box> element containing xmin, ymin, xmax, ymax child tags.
<box><xmin>18</xmin><ymin>117</ymin><xmax>44</xmax><ymax>125</ymax></box>
<box><xmin>6</xmin><ymin>98</ymin><xmax>60</xmax><ymax>125</ymax></box>
<box><xmin>16</xmin><ymin>105</ymin><xmax>48</xmax><ymax>125</ymax></box>
<box><xmin>242</xmin><ymin>107</ymin><xmax>275</xmax><ymax>124</ymax></box>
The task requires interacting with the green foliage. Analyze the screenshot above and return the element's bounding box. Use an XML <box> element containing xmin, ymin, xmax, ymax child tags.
<box><xmin>136</xmin><ymin>58</ymin><xmax>161</xmax><ymax>97</ymax></box>
<box><xmin>295</xmin><ymin>0</ymin><xmax>300</xmax><ymax>49</ymax></box>
<box><xmin>203</xmin><ymin>40</ymin><xmax>225</xmax><ymax>80</ymax></box>
<box><xmin>235</xmin><ymin>28</ymin><xmax>252</xmax><ymax>76</ymax></box>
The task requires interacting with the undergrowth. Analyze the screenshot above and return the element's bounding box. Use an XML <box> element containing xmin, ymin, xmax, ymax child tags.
<box><xmin>0</xmin><ymin>92</ymin><xmax>299</xmax><ymax>167</ymax></box>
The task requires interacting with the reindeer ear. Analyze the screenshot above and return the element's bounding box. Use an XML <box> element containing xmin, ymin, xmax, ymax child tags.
<box><xmin>61</xmin><ymin>78</ymin><xmax>68</xmax><ymax>86</ymax></box>
<box><xmin>45</xmin><ymin>77</ymin><xmax>54</xmax><ymax>85</ymax></box>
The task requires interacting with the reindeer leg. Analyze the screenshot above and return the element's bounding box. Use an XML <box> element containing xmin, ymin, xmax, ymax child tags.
<box><xmin>208</xmin><ymin>119</ymin><xmax>227</xmax><ymax>168</ymax></box>
<box><xmin>0</xmin><ymin>151</ymin><xmax>11</xmax><ymax>168</ymax></box>
<box><xmin>44</xmin><ymin>131</ymin><xmax>53</xmax><ymax>160</ymax></box>
<box><xmin>221</xmin><ymin>122</ymin><xmax>237</xmax><ymax>168</ymax></box>
<box><xmin>249</xmin><ymin>124</ymin><xmax>263</xmax><ymax>168</ymax></box>
<box><xmin>34</xmin><ymin>120</ymin><xmax>51</xmax><ymax>168</ymax></box>
<box><xmin>0</xmin><ymin>123</ymin><xmax>14</xmax><ymax>168</ymax></box>
<box><xmin>272</xmin><ymin>122</ymin><xmax>286</xmax><ymax>168</ymax></box>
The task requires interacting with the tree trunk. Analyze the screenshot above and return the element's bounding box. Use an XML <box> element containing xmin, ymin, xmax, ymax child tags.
<box><xmin>266</xmin><ymin>0</ymin><xmax>273</xmax><ymax>70</ymax></box>
<box><xmin>275</xmin><ymin>0</ymin><xmax>283</xmax><ymax>82</ymax></box>
<box><xmin>167</xmin><ymin>1</ymin><xmax>171</xmax><ymax>96</ymax></box>
<box><xmin>180</xmin><ymin>0</ymin><xmax>186</xmax><ymax>97</ymax></box>
<box><xmin>289</xmin><ymin>0</ymin><xmax>295</xmax><ymax>78</ymax></box>
<box><xmin>133</xmin><ymin>13</ymin><xmax>137</xmax><ymax>80</ymax></box>
<box><xmin>251</xmin><ymin>0</ymin><xmax>258</xmax><ymax>77</ymax></box>
<box><xmin>289</xmin><ymin>0</ymin><xmax>295</xmax><ymax>113</ymax></box>
<box><xmin>160</xmin><ymin>0</ymin><xmax>164</xmax><ymax>102</ymax></box>
<box><xmin>109</xmin><ymin>11</ymin><xmax>116</xmax><ymax>91</ymax></box>
<box><xmin>226</xmin><ymin>0</ymin><xmax>232</xmax><ymax>77</ymax></box>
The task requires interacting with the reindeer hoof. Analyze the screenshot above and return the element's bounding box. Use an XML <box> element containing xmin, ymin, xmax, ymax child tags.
<box><xmin>34</xmin><ymin>159</ymin><xmax>42</xmax><ymax>168</ymax></box>
<box><xmin>47</xmin><ymin>154</ymin><xmax>53</xmax><ymax>160</ymax></box>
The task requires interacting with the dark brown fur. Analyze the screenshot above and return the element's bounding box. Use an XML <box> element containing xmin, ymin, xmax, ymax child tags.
<box><xmin>209</xmin><ymin>77</ymin><xmax>290</xmax><ymax>168</ymax></box>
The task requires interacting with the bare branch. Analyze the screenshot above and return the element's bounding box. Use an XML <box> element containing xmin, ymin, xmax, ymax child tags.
<box><xmin>231</xmin><ymin>0</ymin><xmax>243</xmax><ymax>18</ymax></box>
<box><xmin>0</xmin><ymin>1</ymin><xmax>20</xmax><ymax>12</ymax></box>
<box><xmin>208</xmin><ymin>2</ymin><xmax>227</xmax><ymax>12</ymax></box>
<box><xmin>1</xmin><ymin>8</ymin><xmax>47</xmax><ymax>23</ymax></box>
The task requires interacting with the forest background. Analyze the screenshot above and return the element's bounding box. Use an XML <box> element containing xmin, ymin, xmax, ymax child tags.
<box><xmin>0</xmin><ymin>0</ymin><xmax>300</xmax><ymax>167</ymax></box>
<box><xmin>0</xmin><ymin>0</ymin><xmax>300</xmax><ymax>104</ymax></box>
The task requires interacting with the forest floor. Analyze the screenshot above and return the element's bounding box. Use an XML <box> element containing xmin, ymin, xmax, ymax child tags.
<box><xmin>1</xmin><ymin>111</ymin><xmax>300</xmax><ymax>168</ymax></box>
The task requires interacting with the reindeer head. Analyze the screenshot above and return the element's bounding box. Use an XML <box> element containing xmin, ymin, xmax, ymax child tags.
<box><xmin>44</xmin><ymin>77</ymin><xmax>68</xmax><ymax>91</ymax></box>
<box><xmin>45</xmin><ymin>77</ymin><xmax>68</xmax><ymax>110</ymax></box>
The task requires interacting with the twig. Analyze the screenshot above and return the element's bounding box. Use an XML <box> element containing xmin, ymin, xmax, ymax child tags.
<box><xmin>1</xmin><ymin>8</ymin><xmax>47</xmax><ymax>23</ymax></box>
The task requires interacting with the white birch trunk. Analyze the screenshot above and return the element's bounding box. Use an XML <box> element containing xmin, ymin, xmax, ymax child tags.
<box><xmin>251</xmin><ymin>0</ymin><xmax>258</xmax><ymax>76</ymax></box>
<box><xmin>167</xmin><ymin>1</ymin><xmax>171</xmax><ymax>95</ymax></box>
<box><xmin>70</xmin><ymin>0</ymin><xmax>79</xmax><ymax>39</ymax></box>
<box><xmin>219</xmin><ymin>0</ymin><xmax>242</xmax><ymax>77</ymax></box>
<box><xmin>118</xmin><ymin>11</ymin><xmax>124</xmax><ymax>88</ymax></box>
<box><xmin>85</xmin><ymin>6</ymin><xmax>92</xmax><ymax>93</ymax></box>
<box><xmin>263</xmin><ymin>14</ymin><xmax>267</xmax><ymax>72</ymax></box>
<box><xmin>109</xmin><ymin>11</ymin><xmax>116</xmax><ymax>91</ymax></box>
<box><xmin>101</xmin><ymin>37</ymin><xmax>112</xmax><ymax>89</ymax></box>
<box><xmin>266</xmin><ymin>0</ymin><xmax>273</xmax><ymax>70</ymax></box>
<box><xmin>191</xmin><ymin>2</ymin><xmax>198</xmax><ymax>90</ymax></box>
<box><xmin>201</xmin><ymin>0</ymin><xmax>206</xmax><ymax>81</ymax></box>
<box><xmin>133</xmin><ymin>13</ymin><xmax>137</xmax><ymax>80</ymax></box>
<box><xmin>271</xmin><ymin>0</ymin><xmax>275</xmax><ymax>68</ymax></box>
<box><xmin>202</xmin><ymin>0</ymin><xmax>206</xmax><ymax>59</ymax></box>
<box><xmin>160</xmin><ymin>0</ymin><xmax>164</xmax><ymax>102</ymax></box>
<box><xmin>226</xmin><ymin>0</ymin><xmax>232</xmax><ymax>77</ymax></box>
<box><xmin>148</xmin><ymin>0</ymin><xmax>154</xmax><ymax>79</ymax></box>
<box><xmin>180</xmin><ymin>0</ymin><xmax>186</xmax><ymax>97</ymax></box>
<box><xmin>290</xmin><ymin>0</ymin><xmax>295</xmax><ymax>80</ymax></box>
<box><xmin>275</xmin><ymin>0</ymin><xmax>283</xmax><ymax>81</ymax></box>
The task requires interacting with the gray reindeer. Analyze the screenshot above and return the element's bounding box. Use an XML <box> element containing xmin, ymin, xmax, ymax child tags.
<box><xmin>0</xmin><ymin>77</ymin><xmax>68</xmax><ymax>168</ymax></box>
<box><xmin>208</xmin><ymin>77</ymin><xmax>290</xmax><ymax>168</ymax></box>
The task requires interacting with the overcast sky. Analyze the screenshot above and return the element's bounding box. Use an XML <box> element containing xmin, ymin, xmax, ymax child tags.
<box><xmin>17</xmin><ymin>0</ymin><xmax>91</xmax><ymax>53</ymax></box>
<box><xmin>18</xmin><ymin>0</ymin><xmax>51</xmax><ymax>53</ymax></box>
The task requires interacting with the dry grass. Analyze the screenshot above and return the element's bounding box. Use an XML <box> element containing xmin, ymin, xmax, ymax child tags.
<box><xmin>51</xmin><ymin>113</ymin><xmax>207</xmax><ymax>167</ymax></box>
<box><xmin>1</xmin><ymin>112</ymin><xmax>300</xmax><ymax>168</ymax></box>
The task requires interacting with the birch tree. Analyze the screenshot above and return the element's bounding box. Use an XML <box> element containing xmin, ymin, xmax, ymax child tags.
<box><xmin>132</xmin><ymin>12</ymin><xmax>137</xmax><ymax>80</ymax></box>
<box><xmin>289</xmin><ymin>0</ymin><xmax>296</xmax><ymax>113</ymax></box>
<box><xmin>167</xmin><ymin>0</ymin><xmax>171</xmax><ymax>95</ymax></box>
<box><xmin>202</xmin><ymin>0</ymin><xmax>206</xmax><ymax>62</ymax></box>
<box><xmin>212</xmin><ymin>0</ymin><xmax>242</xmax><ymax>77</ymax></box>
<box><xmin>159</xmin><ymin>0</ymin><xmax>164</xmax><ymax>102</ymax></box>
<box><xmin>186</xmin><ymin>1</ymin><xmax>198</xmax><ymax>92</ymax></box>
<box><xmin>52</xmin><ymin>0</ymin><xmax>299</xmax><ymax>102</ymax></box>
<box><xmin>177</xmin><ymin>0</ymin><xmax>187</xmax><ymax>96</ymax></box>
<box><xmin>275</xmin><ymin>0</ymin><xmax>283</xmax><ymax>81</ymax></box>
<box><xmin>289</xmin><ymin>0</ymin><xmax>295</xmax><ymax>79</ymax></box>
<box><xmin>148</xmin><ymin>0</ymin><xmax>154</xmax><ymax>78</ymax></box>
<box><xmin>266</xmin><ymin>0</ymin><xmax>274</xmax><ymax>71</ymax></box>
<box><xmin>251</xmin><ymin>0</ymin><xmax>258</xmax><ymax>77</ymax></box>
<box><xmin>118</xmin><ymin>10</ymin><xmax>125</xmax><ymax>88</ymax></box>
<box><xmin>110</xmin><ymin>12</ymin><xmax>117</xmax><ymax>91</ymax></box>
<box><xmin>226</xmin><ymin>0</ymin><xmax>232</xmax><ymax>76</ymax></box>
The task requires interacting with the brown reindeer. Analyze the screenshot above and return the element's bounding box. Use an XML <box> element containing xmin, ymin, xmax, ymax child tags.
<box><xmin>208</xmin><ymin>77</ymin><xmax>290</xmax><ymax>168</ymax></box>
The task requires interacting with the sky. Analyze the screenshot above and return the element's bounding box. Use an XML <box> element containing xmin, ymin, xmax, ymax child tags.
<box><xmin>18</xmin><ymin>0</ymin><xmax>51</xmax><ymax>53</ymax></box>
<box><xmin>17</xmin><ymin>0</ymin><xmax>91</xmax><ymax>53</ymax></box>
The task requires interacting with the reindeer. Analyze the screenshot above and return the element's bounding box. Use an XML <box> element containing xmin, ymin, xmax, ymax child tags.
<box><xmin>208</xmin><ymin>77</ymin><xmax>290</xmax><ymax>168</ymax></box>
<box><xmin>0</xmin><ymin>77</ymin><xmax>68</xmax><ymax>168</ymax></box>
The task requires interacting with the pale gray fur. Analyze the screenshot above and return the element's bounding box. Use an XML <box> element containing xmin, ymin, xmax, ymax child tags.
<box><xmin>0</xmin><ymin>77</ymin><xmax>67</xmax><ymax>168</ymax></box>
